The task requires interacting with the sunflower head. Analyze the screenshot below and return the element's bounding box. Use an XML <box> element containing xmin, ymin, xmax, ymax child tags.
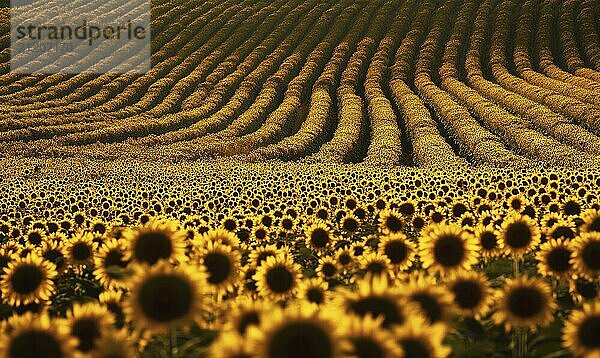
<box><xmin>563</xmin><ymin>302</ymin><xmax>600</xmax><ymax>357</ymax></box>
<box><xmin>419</xmin><ymin>222</ymin><xmax>479</xmax><ymax>276</ymax></box>
<box><xmin>125</xmin><ymin>262</ymin><xmax>206</xmax><ymax>333</ymax></box>
<box><xmin>571</xmin><ymin>232</ymin><xmax>600</xmax><ymax>281</ymax></box>
<box><xmin>500</xmin><ymin>214</ymin><xmax>541</xmax><ymax>258</ymax></box>
<box><xmin>254</xmin><ymin>254</ymin><xmax>301</xmax><ymax>301</ymax></box>
<box><xmin>492</xmin><ymin>276</ymin><xmax>556</xmax><ymax>331</ymax></box>
<box><xmin>67</xmin><ymin>302</ymin><xmax>113</xmax><ymax>353</ymax></box>
<box><xmin>1</xmin><ymin>254</ymin><xmax>56</xmax><ymax>306</ymax></box>
<box><xmin>124</xmin><ymin>220</ymin><xmax>187</xmax><ymax>266</ymax></box>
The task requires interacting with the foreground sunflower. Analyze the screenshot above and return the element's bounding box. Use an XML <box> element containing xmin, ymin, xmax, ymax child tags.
<box><xmin>562</xmin><ymin>301</ymin><xmax>600</xmax><ymax>358</ymax></box>
<box><xmin>378</xmin><ymin>209</ymin><xmax>405</xmax><ymax>234</ymax></box>
<box><xmin>377</xmin><ymin>232</ymin><xmax>416</xmax><ymax>272</ymax></box>
<box><xmin>535</xmin><ymin>238</ymin><xmax>573</xmax><ymax>279</ymax></box>
<box><xmin>500</xmin><ymin>214</ymin><xmax>541</xmax><ymax>258</ymax></box>
<box><xmin>340</xmin><ymin>315</ymin><xmax>403</xmax><ymax>358</ymax></box>
<box><xmin>393</xmin><ymin>318</ymin><xmax>450</xmax><ymax>358</ymax></box>
<box><xmin>305</xmin><ymin>221</ymin><xmax>334</xmax><ymax>253</ymax></box>
<box><xmin>248</xmin><ymin>304</ymin><xmax>341</xmax><ymax>358</ymax></box>
<box><xmin>67</xmin><ymin>302</ymin><xmax>114</xmax><ymax>353</ymax></box>
<box><xmin>66</xmin><ymin>231</ymin><xmax>98</xmax><ymax>271</ymax></box>
<box><xmin>571</xmin><ymin>232</ymin><xmax>600</xmax><ymax>281</ymax></box>
<box><xmin>474</xmin><ymin>224</ymin><xmax>504</xmax><ymax>259</ymax></box>
<box><xmin>197</xmin><ymin>240</ymin><xmax>241</xmax><ymax>295</ymax></box>
<box><xmin>419</xmin><ymin>222</ymin><xmax>479</xmax><ymax>276</ymax></box>
<box><xmin>123</xmin><ymin>219</ymin><xmax>187</xmax><ymax>266</ymax></box>
<box><xmin>492</xmin><ymin>276</ymin><xmax>556</xmax><ymax>331</ymax></box>
<box><xmin>1</xmin><ymin>254</ymin><xmax>57</xmax><ymax>306</ymax></box>
<box><xmin>402</xmin><ymin>273</ymin><xmax>454</xmax><ymax>327</ymax></box>
<box><xmin>223</xmin><ymin>296</ymin><xmax>274</xmax><ymax>336</ymax></box>
<box><xmin>340</xmin><ymin>275</ymin><xmax>413</xmax><ymax>328</ymax></box>
<box><xmin>0</xmin><ymin>312</ymin><xmax>76</xmax><ymax>358</ymax></box>
<box><xmin>124</xmin><ymin>262</ymin><xmax>206</xmax><ymax>333</ymax></box>
<box><xmin>93</xmin><ymin>238</ymin><xmax>131</xmax><ymax>289</ymax></box>
<box><xmin>254</xmin><ymin>254</ymin><xmax>302</xmax><ymax>301</ymax></box>
<box><xmin>445</xmin><ymin>270</ymin><xmax>494</xmax><ymax>319</ymax></box>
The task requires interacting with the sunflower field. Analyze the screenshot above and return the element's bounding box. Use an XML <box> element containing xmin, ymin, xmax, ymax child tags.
<box><xmin>1</xmin><ymin>0</ymin><xmax>600</xmax><ymax>357</ymax></box>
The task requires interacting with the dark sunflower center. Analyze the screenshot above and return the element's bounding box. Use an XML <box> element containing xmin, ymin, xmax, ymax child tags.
<box><xmin>138</xmin><ymin>275</ymin><xmax>192</xmax><ymax>323</ymax></box>
<box><xmin>268</xmin><ymin>322</ymin><xmax>332</xmax><ymax>358</ymax></box>
<box><xmin>507</xmin><ymin>287</ymin><xmax>544</xmax><ymax>318</ymax></box>
<box><xmin>366</xmin><ymin>261</ymin><xmax>385</xmax><ymax>275</ymax></box>
<box><xmin>431</xmin><ymin>212</ymin><xmax>443</xmax><ymax>223</ymax></box>
<box><xmin>451</xmin><ymin>280</ymin><xmax>482</xmax><ymax>309</ymax></box>
<box><xmin>433</xmin><ymin>235</ymin><xmax>464</xmax><ymax>267</ymax></box>
<box><xmin>204</xmin><ymin>252</ymin><xmax>232</xmax><ymax>285</ymax></box>
<box><xmin>223</xmin><ymin>219</ymin><xmax>237</xmax><ymax>231</ymax></box>
<box><xmin>72</xmin><ymin>243</ymin><xmax>92</xmax><ymax>261</ymax></box>
<box><xmin>343</xmin><ymin>218</ymin><xmax>359</xmax><ymax>232</ymax></box>
<box><xmin>134</xmin><ymin>232</ymin><xmax>173</xmax><ymax>265</ymax></box>
<box><xmin>384</xmin><ymin>241</ymin><xmax>408</xmax><ymax>264</ymax></box>
<box><xmin>237</xmin><ymin>311</ymin><xmax>260</xmax><ymax>335</ymax></box>
<box><xmin>350</xmin><ymin>338</ymin><xmax>385</xmax><ymax>358</ymax></box>
<box><xmin>339</xmin><ymin>254</ymin><xmax>351</xmax><ymax>266</ymax></box>
<box><xmin>546</xmin><ymin>248</ymin><xmax>571</xmax><ymax>272</ymax></box>
<box><xmin>480</xmin><ymin>232</ymin><xmax>498</xmax><ymax>250</ymax></box>
<box><xmin>399</xmin><ymin>338</ymin><xmax>431</xmax><ymax>358</ymax></box>
<box><xmin>255</xmin><ymin>229</ymin><xmax>267</xmax><ymax>240</ymax></box>
<box><xmin>349</xmin><ymin>297</ymin><xmax>403</xmax><ymax>328</ymax></box>
<box><xmin>322</xmin><ymin>263</ymin><xmax>337</xmax><ymax>277</ymax></box>
<box><xmin>282</xmin><ymin>219</ymin><xmax>293</xmax><ymax>230</ymax></box>
<box><xmin>582</xmin><ymin>241</ymin><xmax>600</xmax><ymax>270</ymax></box>
<box><xmin>310</xmin><ymin>229</ymin><xmax>330</xmax><ymax>248</ymax></box>
<box><xmin>104</xmin><ymin>250</ymin><xmax>127</xmax><ymax>269</ymax></box>
<box><xmin>72</xmin><ymin>318</ymin><xmax>100</xmax><ymax>352</ymax></box>
<box><xmin>266</xmin><ymin>266</ymin><xmax>294</xmax><ymax>293</ymax></box>
<box><xmin>411</xmin><ymin>294</ymin><xmax>442</xmax><ymax>323</ymax></box>
<box><xmin>575</xmin><ymin>279</ymin><xmax>598</xmax><ymax>299</ymax></box>
<box><xmin>385</xmin><ymin>216</ymin><xmax>403</xmax><ymax>232</ymax></box>
<box><xmin>578</xmin><ymin>316</ymin><xmax>600</xmax><ymax>348</ymax></box>
<box><xmin>28</xmin><ymin>232</ymin><xmax>42</xmax><ymax>245</ymax></box>
<box><xmin>589</xmin><ymin>218</ymin><xmax>600</xmax><ymax>232</ymax></box>
<box><xmin>564</xmin><ymin>201</ymin><xmax>581</xmax><ymax>216</ymax></box>
<box><xmin>307</xmin><ymin>288</ymin><xmax>325</xmax><ymax>304</ymax></box>
<box><xmin>9</xmin><ymin>330</ymin><xmax>62</xmax><ymax>358</ymax></box>
<box><xmin>504</xmin><ymin>222</ymin><xmax>532</xmax><ymax>249</ymax></box>
<box><xmin>10</xmin><ymin>264</ymin><xmax>43</xmax><ymax>294</ymax></box>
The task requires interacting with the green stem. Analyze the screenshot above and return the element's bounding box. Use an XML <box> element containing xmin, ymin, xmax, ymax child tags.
<box><xmin>168</xmin><ymin>329</ymin><xmax>174</xmax><ymax>358</ymax></box>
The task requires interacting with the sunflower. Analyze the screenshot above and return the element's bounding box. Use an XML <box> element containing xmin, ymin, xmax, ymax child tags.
<box><xmin>279</xmin><ymin>215</ymin><xmax>296</xmax><ymax>234</ymax></box>
<box><xmin>474</xmin><ymin>224</ymin><xmax>503</xmax><ymax>259</ymax></box>
<box><xmin>123</xmin><ymin>220</ymin><xmax>187</xmax><ymax>266</ymax></box>
<box><xmin>341</xmin><ymin>215</ymin><xmax>361</xmax><ymax>234</ymax></box>
<box><xmin>297</xmin><ymin>278</ymin><xmax>329</xmax><ymax>306</ymax></box>
<box><xmin>24</xmin><ymin>228</ymin><xmax>45</xmax><ymax>247</ymax></box>
<box><xmin>563</xmin><ymin>301</ymin><xmax>600</xmax><ymax>358</ymax></box>
<box><xmin>67</xmin><ymin>302</ymin><xmax>114</xmax><ymax>353</ymax></box>
<box><xmin>305</xmin><ymin>221</ymin><xmax>334</xmax><ymax>253</ymax></box>
<box><xmin>90</xmin><ymin>328</ymin><xmax>136</xmax><ymax>358</ymax></box>
<box><xmin>254</xmin><ymin>254</ymin><xmax>301</xmax><ymax>301</ymax></box>
<box><xmin>99</xmin><ymin>290</ymin><xmax>125</xmax><ymax>328</ymax></box>
<box><xmin>251</xmin><ymin>225</ymin><xmax>270</xmax><ymax>243</ymax></box>
<box><xmin>66</xmin><ymin>231</ymin><xmax>98</xmax><ymax>271</ymax></box>
<box><xmin>402</xmin><ymin>274</ymin><xmax>454</xmax><ymax>327</ymax></box>
<box><xmin>571</xmin><ymin>232</ymin><xmax>600</xmax><ymax>281</ymax></box>
<box><xmin>1</xmin><ymin>254</ymin><xmax>57</xmax><ymax>306</ymax></box>
<box><xmin>358</xmin><ymin>251</ymin><xmax>392</xmax><ymax>278</ymax></box>
<box><xmin>569</xmin><ymin>278</ymin><xmax>599</xmax><ymax>304</ymax></box>
<box><xmin>221</xmin><ymin>216</ymin><xmax>238</xmax><ymax>233</ymax></box>
<box><xmin>562</xmin><ymin>197</ymin><xmax>582</xmax><ymax>216</ymax></box>
<box><xmin>197</xmin><ymin>240</ymin><xmax>241</xmax><ymax>295</ymax></box>
<box><xmin>93</xmin><ymin>239</ymin><xmax>130</xmax><ymax>290</ymax></box>
<box><xmin>248</xmin><ymin>304</ymin><xmax>341</xmax><ymax>358</ymax></box>
<box><xmin>581</xmin><ymin>209</ymin><xmax>600</xmax><ymax>233</ymax></box>
<box><xmin>0</xmin><ymin>312</ymin><xmax>76</xmax><ymax>358</ymax></box>
<box><xmin>317</xmin><ymin>256</ymin><xmax>339</xmax><ymax>280</ymax></box>
<box><xmin>340</xmin><ymin>275</ymin><xmax>413</xmax><ymax>328</ymax></box>
<box><xmin>394</xmin><ymin>318</ymin><xmax>450</xmax><ymax>358</ymax></box>
<box><xmin>335</xmin><ymin>248</ymin><xmax>355</xmax><ymax>272</ymax></box>
<box><xmin>378</xmin><ymin>209</ymin><xmax>405</xmax><ymax>234</ymax></box>
<box><xmin>39</xmin><ymin>240</ymin><xmax>68</xmax><ymax>273</ymax></box>
<box><xmin>499</xmin><ymin>214</ymin><xmax>541</xmax><ymax>258</ymax></box>
<box><xmin>249</xmin><ymin>244</ymin><xmax>280</xmax><ymax>267</ymax></box>
<box><xmin>340</xmin><ymin>315</ymin><xmax>403</xmax><ymax>358</ymax></box>
<box><xmin>535</xmin><ymin>238</ymin><xmax>573</xmax><ymax>279</ymax></box>
<box><xmin>210</xmin><ymin>331</ymin><xmax>254</xmax><ymax>358</ymax></box>
<box><xmin>223</xmin><ymin>296</ymin><xmax>274</xmax><ymax>336</ymax></box>
<box><xmin>378</xmin><ymin>233</ymin><xmax>415</xmax><ymax>272</ymax></box>
<box><xmin>124</xmin><ymin>262</ymin><xmax>206</xmax><ymax>333</ymax></box>
<box><xmin>445</xmin><ymin>271</ymin><xmax>494</xmax><ymax>319</ymax></box>
<box><xmin>419</xmin><ymin>222</ymin><xmax>479</xmax><ymax>276</ymax></box>
<box><xmin>492</xmin><ymin>276</ymin><xmax>556</xmax><ymax>331</ymax></box>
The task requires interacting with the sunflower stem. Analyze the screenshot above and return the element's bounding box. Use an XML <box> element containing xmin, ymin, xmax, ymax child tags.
<box><xmin>167</xmin><ymin>329</ymin><xmax>174</xmax><ymax>358</ymax></box>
